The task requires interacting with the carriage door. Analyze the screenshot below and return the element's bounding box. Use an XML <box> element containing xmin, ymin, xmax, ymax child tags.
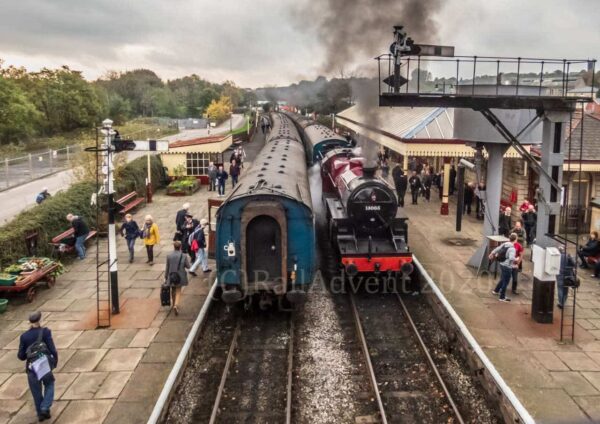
<box><xmin>246</xmin><ymin>215</ymin><xmax>282</xmax><ymax>283</ymax></box>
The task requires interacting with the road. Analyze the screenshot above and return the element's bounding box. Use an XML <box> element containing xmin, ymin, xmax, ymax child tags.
<box><xmin>0</xmin><ymin>115</ymin><xmax>246</xmax><ymax>224</ymax></box>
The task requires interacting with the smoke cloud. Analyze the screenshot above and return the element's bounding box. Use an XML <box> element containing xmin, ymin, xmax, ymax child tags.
<box><xmin>295</xmin><ymin>0</ymin><xmax>442</xmax><ymax>74</ymax></box>
<box><xmin>294</xmin><ymin>0</ymin><xmax>442</xmax><ymax>165</ymax></box>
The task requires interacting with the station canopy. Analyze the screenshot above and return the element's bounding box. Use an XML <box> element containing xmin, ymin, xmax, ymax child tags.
<box><xmin>336</xmin><ymin>105</ymin><xmax>526</xmax><ymax>158</ymax></box>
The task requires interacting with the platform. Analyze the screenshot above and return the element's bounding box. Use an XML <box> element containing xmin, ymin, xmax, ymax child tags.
<box><xmin>0</xmin><ymin>131</ymin><xmax>265</xmax><ymax>424</ymax></box>
<box><xmin>402</xmin><ymin>189</ymin><xmax>600</xmax><ymax>422</ymax></box>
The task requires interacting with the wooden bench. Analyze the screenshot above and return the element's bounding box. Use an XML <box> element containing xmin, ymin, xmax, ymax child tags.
<box><xmin>117</xmin><ymin>191</ymin><xmax>145</xmax><ymax>215</ymax></box>
<box><xmin>50</xmin><ymin>228</ymin><xmax>97</xmax><ymax>257</ymax></box>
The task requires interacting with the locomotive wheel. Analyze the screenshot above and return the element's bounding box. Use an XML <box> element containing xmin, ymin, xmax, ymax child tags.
<box><xmin>27</xmin><ymin>287</ymin><xmax>36</xmax><ymax>303</ymax></box>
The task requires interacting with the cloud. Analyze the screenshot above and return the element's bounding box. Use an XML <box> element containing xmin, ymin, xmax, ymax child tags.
<box><xmin>0</xmin><ymin>0</ymin><xmax>598</xmax><ymax>87</ymax></box>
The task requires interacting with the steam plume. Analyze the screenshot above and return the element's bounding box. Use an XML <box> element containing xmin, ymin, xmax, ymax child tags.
<box><xmin>295</xmin><ymin>0</ymin><xmax>442</xmax><ymax>74</ymax></box>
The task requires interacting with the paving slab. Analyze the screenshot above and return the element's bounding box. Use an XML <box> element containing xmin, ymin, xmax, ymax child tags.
<box><xmin>0</xmin><ymin>400</ymin><xmax>25</xmax><ymax>424</ymax></box>
<box><xmin>127</xmin><ymin>328</ymin><xmax>159</xmax><ymax>348</ymax></box>
<box><xmin>61</xmin><ymin>372</ymin><xmax>108</xmax><ymax>400</ymax></box>
<box><xmin>140</xmin><ymin>342</ymin><xmax>180</xmax><ymax>364</ymax></box>
<box><xmin>153</xmin><ymin>320</ymin><xmax>193</xmax><ymax>343</ymax></box>
<box><xmin>70</xmin><ymin>330</ymin><xmax>113</xmax><ymax>349</ymax></box>
<box><xmin>53</xmin><ymin>373</ymin><xmax>79</xmax><ymax>400</ymax></box>
<box><xmin>573</xmin><ymin>395</ymin><xmax>600</xmax><ymax>422</ymax></box>
<box><xmin>103</xmin><ymin>400</ymin><xmax>152</xmax><ymax>424</ymax></box>
<box><xmin>60</xmin><ymin>349</ymin><xmax>107</xmax><ymax>372</ymax></box>
<box><xmin>0</xmin><ymin>374</ymin><xmax>28</xmax><ymax>400</ymax></box>
<box><xmin>54</xmin><ymin>399</ymin><xmax>114</xmax><ymax>424</ymax></box>
<box><xmin>94</xmin><ymin>372</ymin><xmax>131</xmax><ymax>399</ymax></box>
<box><xmin>96</xmin><ymin>348</ymin><xmax>145</xmax><ymax>372</ymax></box>
<box><xmin>8</xmin><ymin>400</ymin><xmax>68</xmax><ymax>424</ymax></box>
<box><xmin>551</xmin><ymin>371</ymin><xmax>600</xmax><ymax>396</ymax></box>
<box><xmin>118</xmin><ymin>363</ymin><xmax>171</xmax><ymax>403</ymax></box>
<box><xmin>51</xmin><ymin>331</ymin><xmax>83</xmax><ymax>349</ymax></box>
<box><xmin>101</xmin><ymin>329</ymin><xmax>138</xmax><ymax>349</ymax></box>
<box><xmin>556</xmin><ymin>351</ymin><xmax>600</xmax><ymax>371</ymax></box>
<box><xmin>533</xmin><ymin>351</ymin><xmax>570</xmax><ymax>371</ymax></box>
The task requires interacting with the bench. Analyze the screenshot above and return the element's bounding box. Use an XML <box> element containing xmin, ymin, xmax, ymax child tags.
<box><xmin>117</xmin><ymin>191</ymin><xmax>145</xmax><ymax>215</ymax></box>
<box><xmin>50</xmin><ymin>228</ymin><xmax>97</xmax><ymax>258</ymax></box>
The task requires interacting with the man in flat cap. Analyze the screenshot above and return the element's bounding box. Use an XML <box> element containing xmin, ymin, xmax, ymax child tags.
<box><xmin>17</xmin><ymin>312</ymin><xmax>58</xmax><ymax>422</ymax></box>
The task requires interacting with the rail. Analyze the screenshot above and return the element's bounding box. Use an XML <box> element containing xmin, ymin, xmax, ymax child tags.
<box><xmin>209</xmin><ymin>321</ymin><xmax>241</xmax><ymax>424</ymax></box>
<box><xmin>413</xmin><ymin>256</ymin><xmax>536</xmax><ymax>424</ymax></box>
<box><xmin>395</xmin><ymin>293</ymin><xmax>465</xmax><ymax>424</ymax></box>
<box><xmin>349</xmin><ymin>293</ymin><xmax>389</xmax><ymax>424</ymax></box>
<box><xmin>147</xmin><ymin>280</ymin><xmax>218</xmax><ymax>424</ymax></box>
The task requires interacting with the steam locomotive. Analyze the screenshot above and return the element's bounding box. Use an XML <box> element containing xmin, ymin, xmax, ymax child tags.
<box><xmin>287</xmin><ymin>113</ymin><xmax>413</xmax><ymax>279</ymax></box>
<box><xmin>215</xmin><ymin>112</ymin><xmax>315</xmax><ymax>307</ymax></box>
<box><xmin>322</xmin><ymin>148</ymin><xmax>413</xmax><ymax>277</ymax></box>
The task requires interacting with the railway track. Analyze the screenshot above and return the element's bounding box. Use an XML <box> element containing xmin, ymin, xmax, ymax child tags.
<box><xmin>350</xmin><ymin>290</ymin><xmax>465</xmax><ymax>424</ymax></box>
<box><xmin>208</xmin><ymin>311</ymin><xmax>294</xmax><ymax>423</ymax></box>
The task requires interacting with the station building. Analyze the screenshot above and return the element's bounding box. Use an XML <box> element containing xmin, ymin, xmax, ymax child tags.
<box><xmin>160</xmin><ymin>134</ymin><xmax>233</xmax><ymax>183</ymax></box>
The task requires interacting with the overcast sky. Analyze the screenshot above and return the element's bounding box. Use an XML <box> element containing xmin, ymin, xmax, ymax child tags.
<box><xmin>0</xmin><ymin>0</ymin><xmax>598</xmax><ymax>88</ymax></box>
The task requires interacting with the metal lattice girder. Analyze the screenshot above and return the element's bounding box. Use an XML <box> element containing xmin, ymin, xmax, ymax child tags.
<box><xmin>479</xmin><ymin>108</ymin><xmax>561</xmax><ymax>192</ymax></box>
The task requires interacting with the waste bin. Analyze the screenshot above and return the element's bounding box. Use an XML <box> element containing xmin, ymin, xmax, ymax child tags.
<box><xmin>531</xmin><ymin>278</ymin><xmax>555</xmax><ymax>323</ymax></box>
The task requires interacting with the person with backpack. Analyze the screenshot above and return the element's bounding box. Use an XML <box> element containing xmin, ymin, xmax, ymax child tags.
<box><xmin>120</xmin><ymin>213</ymin><xmax>140</xmax><ymax>263</ymax></box>
<box><xmin>36</xmin><ymin>188</ymin><xmax>51</xmax><ymax>205</ymax></box>
<box><xmin>164</xmin><ymin>241</ymin><xmax>190</xmax><ymax>315</ymax></box>
<box><xmin>488</xmin><ymin>233</ymin><xmax>518</xmax><ymax>302</ymax></box>
<box><xmin>188</xmin><ymin>219</ymin><xmax>211</xmax><ymax>276</ymax></box>
<box><xmin>17</xmin><ymin>312</ymin><xmax>58</xmax><ymax>422</ymax></box>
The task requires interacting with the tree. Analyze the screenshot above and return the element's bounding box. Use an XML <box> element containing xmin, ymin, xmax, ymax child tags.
<box><xmin>206</xmin><ymin>95</ymin><xmax>233</xmax><ymax>123</ymax></box>
<box><xmin>0</xmin><ymin>77</ymin><xmax>40</xmax><ymax>143</ymax></box>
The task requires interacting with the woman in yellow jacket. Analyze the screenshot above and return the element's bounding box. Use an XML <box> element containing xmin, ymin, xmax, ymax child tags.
<box><xmin>142</xmin><ymin>214</ymin><xmax>160</xmax><ymax>265</ymax></box>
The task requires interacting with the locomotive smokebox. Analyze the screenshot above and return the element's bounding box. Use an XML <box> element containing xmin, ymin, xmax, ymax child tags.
<box><xmin>362</xmin><ymin>166</ymin><xmax>377</xmax><ymax>179</ymax></box>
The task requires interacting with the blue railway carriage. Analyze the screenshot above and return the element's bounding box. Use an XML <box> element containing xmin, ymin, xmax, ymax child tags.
<box><xmin>215</xmin><ymin>113</ymin><xmax>315</xmax><ymax>307</ymax></box>
<box><xmin>285</xmin><ymin>112</ymin><xmax>352</xmax><ymax>164</ymax></box>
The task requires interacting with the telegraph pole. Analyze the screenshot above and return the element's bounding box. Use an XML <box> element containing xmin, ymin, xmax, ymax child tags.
<box><xmin>101</xmin><ymin>119</ymin><xmax>120</xmax><ymax>314</ymax></box>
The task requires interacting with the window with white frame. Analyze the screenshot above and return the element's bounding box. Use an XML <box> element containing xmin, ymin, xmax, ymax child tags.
<box><xmin>186</xmin><ymin>153</ymin><xmax>220</xmax><ymax>176</ymax></box>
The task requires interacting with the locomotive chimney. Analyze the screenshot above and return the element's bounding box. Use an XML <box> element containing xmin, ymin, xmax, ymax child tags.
<box><xmin>362</xmin><ymin>165</ymin><xmax>377</xmax><ymax>178</ymax></box>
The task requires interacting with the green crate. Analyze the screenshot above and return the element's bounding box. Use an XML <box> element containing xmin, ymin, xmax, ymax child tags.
<box><xmin>0</xmin><ymin>274</ymin><xmax>17</xmax><ymax>286</ymax></box>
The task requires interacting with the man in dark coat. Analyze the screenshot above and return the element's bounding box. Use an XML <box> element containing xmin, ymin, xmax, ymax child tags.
<box><xmin>392</xmin><ymin>165</ymin><xmax>408</xmax><ymax>207</ymax></box>
<box><xmin>408</xmin><ymin>171</ymin><xmax>422</xmax><ymax>205</ymax></box>
<box><xmin>174</xmin><ymin>203</ymin><xmax>190</xmax><ymax>241</ymax></box>
<box><xmin>230</xmin><ymin>160</ymin><xmax>240</xmax><ymax>188</ymax></box>
<box><xmin>179</xmin><ymin>214</ymin><xmax>200</xmax><ymax>260</ymax></box>
<box><xmin>521</xmin><ymin>204</ymin><xmax>537</xmax><ymax>245</ymax></box>
<box><xmin>464</xmin><ymin>182</ymin><xmax>475</xmax><ymax>215</ymax></box>
<box><xmin>422</xmin><ymin>170</ymin><xmax>433</xmax><ymax>202</ymax></box>
<box><xmin>498</xmin><ymin>207</ymin><xmax>512</xmax><ymax>237</ymax></box>
<box><xmin>66</xmin><ymin>214</ymin><xmax>89</xmax><ymax>260</ymax></box>
<box><xmin>449</xmin><ymin>165</ymin><xmax>457</xmax><ymax>195</ymax></box>
<box><xmin>18</xmin><ymin>312</ymin><xmax>58</xmax><ymax>421</ymax></box>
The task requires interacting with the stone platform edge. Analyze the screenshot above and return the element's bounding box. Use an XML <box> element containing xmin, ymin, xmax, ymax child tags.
<box><xmin>147</xmin><ymin>280</ymin><xmax>217</xmax><ymax>424</ymax></box>
<box><xmin>414</xmin><ymin>256</ymin><xmax>535</xmax><ymax>424</ymax></box>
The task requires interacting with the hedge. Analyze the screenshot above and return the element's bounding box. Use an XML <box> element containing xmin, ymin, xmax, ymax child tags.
<box><xmin>0</xmin><ymin>155</ymin><xmax>165</xmax><ymax>267</ymax></box>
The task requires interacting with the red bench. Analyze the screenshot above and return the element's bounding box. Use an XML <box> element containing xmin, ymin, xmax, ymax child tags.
<box><xmin>117</xmin><ymin>191</ymin><xmax>145</xmax><ymax>215</ymax></box>
<box><xmin>50</xmin><ymin>228</ymin><xmax>97</xmax><ymax>258</ymax></box>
